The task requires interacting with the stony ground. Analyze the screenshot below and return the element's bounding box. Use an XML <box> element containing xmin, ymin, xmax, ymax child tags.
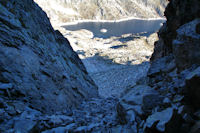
<box><xmin>58</xmin><ymin>27</ymin><xmax>157</xmax><ymax>98</ymax></box>
<box><xmin>1</xmin><ymin>18</ymin><xmax>199</xmax><ymax>133</ymax></box>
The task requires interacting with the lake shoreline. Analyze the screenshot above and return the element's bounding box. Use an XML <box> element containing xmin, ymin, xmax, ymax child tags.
<box><xmin>62</xmin><ymin>18</ymin><xmax>165</xmax><ymax>39</ymax></box>
<box><xmin>60</xmin><ymin>17</ymin><xmax>166</xmax><ymax>26</ymax></box>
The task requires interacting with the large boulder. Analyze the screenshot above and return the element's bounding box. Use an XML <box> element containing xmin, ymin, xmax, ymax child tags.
<box><xmin>0</xmin><ymin>0</ymin><xmax>98</xmax><ymax>114</ymax></box>
<box><xmin>151</xmin><ymin>0</ymin><xmax>200</xmax><ymax>60</ymax></box>
<box><xmin>148</xmin><ymin>55</ymin><xmax>175</xmax><ymax>78</ymax></box>
<box><xmin>144</xmin><ymin>108</ymin><xmax>182</xmax><ymax>132</ymax></box>
<box><xmin>172</xmin><ymin>19</ymin><xmax>200</xmax><ymax>71</ymax></box>
<box><xmin>185</xmin><ymin>67</ymin><xmax>200</xmax><ymax>109</ymax></box>
<box><xmin>121</xmin><ymin>85</ymin><xmax>163</xmax><ymax>114</ymax></box>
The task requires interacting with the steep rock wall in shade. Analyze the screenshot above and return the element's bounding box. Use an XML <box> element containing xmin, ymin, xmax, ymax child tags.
<box><xmin>0</xmin><ymin>0</ymin><xmax>98</xmax><ymax>114</ymax></box>
<box><xmin>151</xmin><ymin>0</ymin><xmax>200</xmax><ymax>64</ymax></box>
<box><xmin>145</xmin><ymin>0</ymin><xmax>200</xmax><ymax>132</ymax></box>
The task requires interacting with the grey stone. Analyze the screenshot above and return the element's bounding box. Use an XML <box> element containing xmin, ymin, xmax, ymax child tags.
<box><xmin>5</xmin><ymin>105</ymin><xmax>16</xmax><ymax>116</ymax></box>
<box><xmin>173</xmin><ymin>19</ymin><xmax>200</xmax><ymax>71</ymax></box>
<box><xmin>0</xmin><ymin>98</ymin><xmax>5</xmax><ymax>108</ymax></box>
<box><xmin>0</xmin><ymin>83</ymin><xmax>13</xmax><ymax>89</ymax></box>
<box><xmin>42</xmin><ymin>123</ymin><xmax>76</xmax><ymax>133</ymax></box>
<box><xmin>144</xmin><ymin>108</ymin><xmax>182</xmax><ymax>132</ymax></box>
<box><xmin>185</xmin><ymin>66</ymin><xmax>200</xmax><ymax>108</ymax></box>
<box><xmin>142</xmin><ymin>93</ymin><xmax>163</xmax><ymax>114</ymax></box>
<box><xmin>0</xmin><ymin>0</ymin><xmax>98</xmax><ymax>114</ymax></box>
<box><xmin>182</xmin><ymin>114</ymin><xmax>195</xmax><ymax>124</ymax></box>
<box><xmin>194</xmin><ymin>110</ymin><xmax>200</xmax><ymax>119</ymax></box>
<box><xmin>116</xmin><ymin>102</ymin><xmax>127</xmax><ymax>124</ymax></box>
<box><xmin>111</xmin><ymin>125</ymin><xmax>134</xmax><ymax>133</ymax></box>
<box><xmin>20</xmin><ymin>107</ymin><xmax>42</xmax><ymax>120</ymax></box>
<box><xmin>87</xmin><ymin>123</ymin><xmax>100</xmax><ymax>131</ymax></box>
<box><xmin>196</xmin><ymin>23</ymin><xmax>200</xmax><ymax>34</ymax></box>
<box><xmin>48</xmin><ymin>115</ymin><xmax>63</xmax><ymax>126</ymax></box>
<box><xmin>173</xmin><ymin>95</ymin><xmax>184</xmax><ymax>103</ymax></box>
<box><xmin>189</xmin><ymin>121</ymin><xmax>200</xmax><ymax>133</ymax></box>
<box><xmin>74</xmin><ymin>126</ymin><xmax>88</xmax><ymax>132</ymax></box>
<box><xmin>186</xmin><ymin>67</ymin><xmax>200</xmax><ymax>80</ymax></box>
<box><xmin>120</xmin><ymin>102</ymin><xmax>144</xmax><ymax>116</ymax></box>
<box><xmin>163</xmin><ymin>59</ymin><xmax>176</xmax><ymax>73</ymax></box>
<box><xmin>14</xmin><ymin>119</ymin><xmax>37</xmax><ymax>133</ymax></box>
<box><xmin>126</xmin><ymin>110</ymin><xmax>136</xmax><ymax>123</ymax></box>
<box><xmin>131</xmin><ymin>124</ymin><xmax>138</xmax><ymax>133</ymax></box>
<box><xmin>163</xmin><ymin>97</ymin><xmax>171</xmax><ymax>104</ymax></box>
<box><xmin>122</xmin><ymin>85</ymin><xmax>157</xmax><ymax>105</ymax></box>
<box><xmin>111</xmin><ymin>125</ymin><xmax>123</xmax><ymax>133</ymax></box>
<box><xmin>121</xmin><ymin>85</ymin><xmax>163</xmax><ymax>114</ymax></box>
<box><xmin>148</xmin><ymin>55</ymin><xmax>174</xmax><ymax>77</ymax></box>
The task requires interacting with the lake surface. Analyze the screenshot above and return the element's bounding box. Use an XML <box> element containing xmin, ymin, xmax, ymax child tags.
<box><xmin>63</xmin><ymin>19</ymin><xmax>165</xmax><ymax>39</ymax></box>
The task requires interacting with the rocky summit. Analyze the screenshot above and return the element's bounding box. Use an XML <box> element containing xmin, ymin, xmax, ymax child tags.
<box><xmin>0</xmin><ymin>0</ymin><xmax>200</xmax><ymax>133</ymax></box>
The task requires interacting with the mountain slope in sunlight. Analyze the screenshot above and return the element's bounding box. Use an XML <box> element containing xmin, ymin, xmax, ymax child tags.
<box><xmin>34</xmin><ymin>0</ymin><xmax>168</xmax><ymax>25</ymax></box>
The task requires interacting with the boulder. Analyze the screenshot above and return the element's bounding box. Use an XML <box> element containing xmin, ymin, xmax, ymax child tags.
<box><xmin>0</xmin><ymin>83</ymin><xmax>13</xmax><ymax>89</ymax></box>
<box><xmin>0</xmin><ymin>83</ymin><xmax>13</xmax><ymax>97</ymax></box>
<box><xmin>142</xmin><ymin>93</ymin><xmax>163</xmax><ymax>114</ymax></box>
<box><xmin>121</xmin><ymin>85</ymin><xmax>163</xmax><ymax>114</ymax></box>
<box><xmin>120</xmin><ymin>102</ymin><xmax>144</xmax><ymax>116</ymax></box>
<box><xmin>126</xmin><ymin>110</ymin><xmax>136</xmax><ymax>124</ymax></box>
<box><xmin>189</xmin><ymin>121</ymin><xmax>200</xmax><ymax>133</ymax></box>
<box><xmin>42</xmin><ymin>123</ymin><xmax>76</xmax><ymax>133</ymax></box>
<box><xmin>196</xmin><ymin>23</ymin><xmax>200</xmax><ymax>34</ymax></box>
<box><xmin>116</xmin><ymin>102</ymin><xmax>127</xmax><ymax>124</ymax></box>
<box><xmin>45</xmin><ymin>115</ymin><xmax>73</xmax><ymax>127</ymax></box>
<box><xmin>111</xmin><ymin>125</ymin><xmax>133</xmax><ymax>133</ymax></box>
<box><xmin>185</xmin><ymin>66</ymin><xmax>200</xmax><ymax>109</ymax></box>
<box><xmin>122</xmin><ymin>85</ymin><xmax>157</xmax><ymax>105</ymax></box>
<box><xmin>144</xmin><ymin>108</ymin><xmax>182</xmax><ymax>132</ymax></box>
<box><xmin>14</xmin><ymin>119</ymin><xmax>37</xmax><ymax>133</ymax></box>
<box><xmin>172</xmin><ymin>19</ymin><xmax>200</xmax><ymax>71</ymax></box>
<box><xmin>148</xmin><ymin>55</ymin><xmax>174</xmax><ymax>77</ymax></box>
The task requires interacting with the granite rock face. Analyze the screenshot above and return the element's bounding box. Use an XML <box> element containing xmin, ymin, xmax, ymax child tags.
<box><xmin>0</xmin><ymin>0</ymin><xmax>98</xmax><ymax>114</ymax></box>
<box><xmin>151</xmin><ymin>0</ymin><xmax>200</xmax><ymax>61</ymax></box>
<box><xmin>172</xmin><ymin>19</ymin><xmax>200</xmax><ymax>71</ymax></box>
<box><xmin>146</xmin><ymin>0</ymin><xmax>200</xmax><ymax>132</ymax></box>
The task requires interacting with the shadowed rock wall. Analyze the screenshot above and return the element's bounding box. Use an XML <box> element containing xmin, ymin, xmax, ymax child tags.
<box><xmin>0</xmin><ymin>0</ymin><xmax>98</xmax><ymax>114</ymax></box>
<box><xmin>145</xmin><ymin>0</ymin><xmax>200</xmax><ymax>132</ymax></box>
<box><xmin>151</xmin><ymin>0</ymin><xmax>200</xmax><ymax>64</ymax></box>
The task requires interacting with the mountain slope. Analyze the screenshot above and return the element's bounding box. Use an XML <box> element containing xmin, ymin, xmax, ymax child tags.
<box><xmin>34</xmin><ymin>0</ymin><xmax>168</xmax><ymax>25</ymax></box>
<box><xmin>0</xmin><ymin>0</ymin><xmax>98</xmax><ymax>114</ymax></box>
